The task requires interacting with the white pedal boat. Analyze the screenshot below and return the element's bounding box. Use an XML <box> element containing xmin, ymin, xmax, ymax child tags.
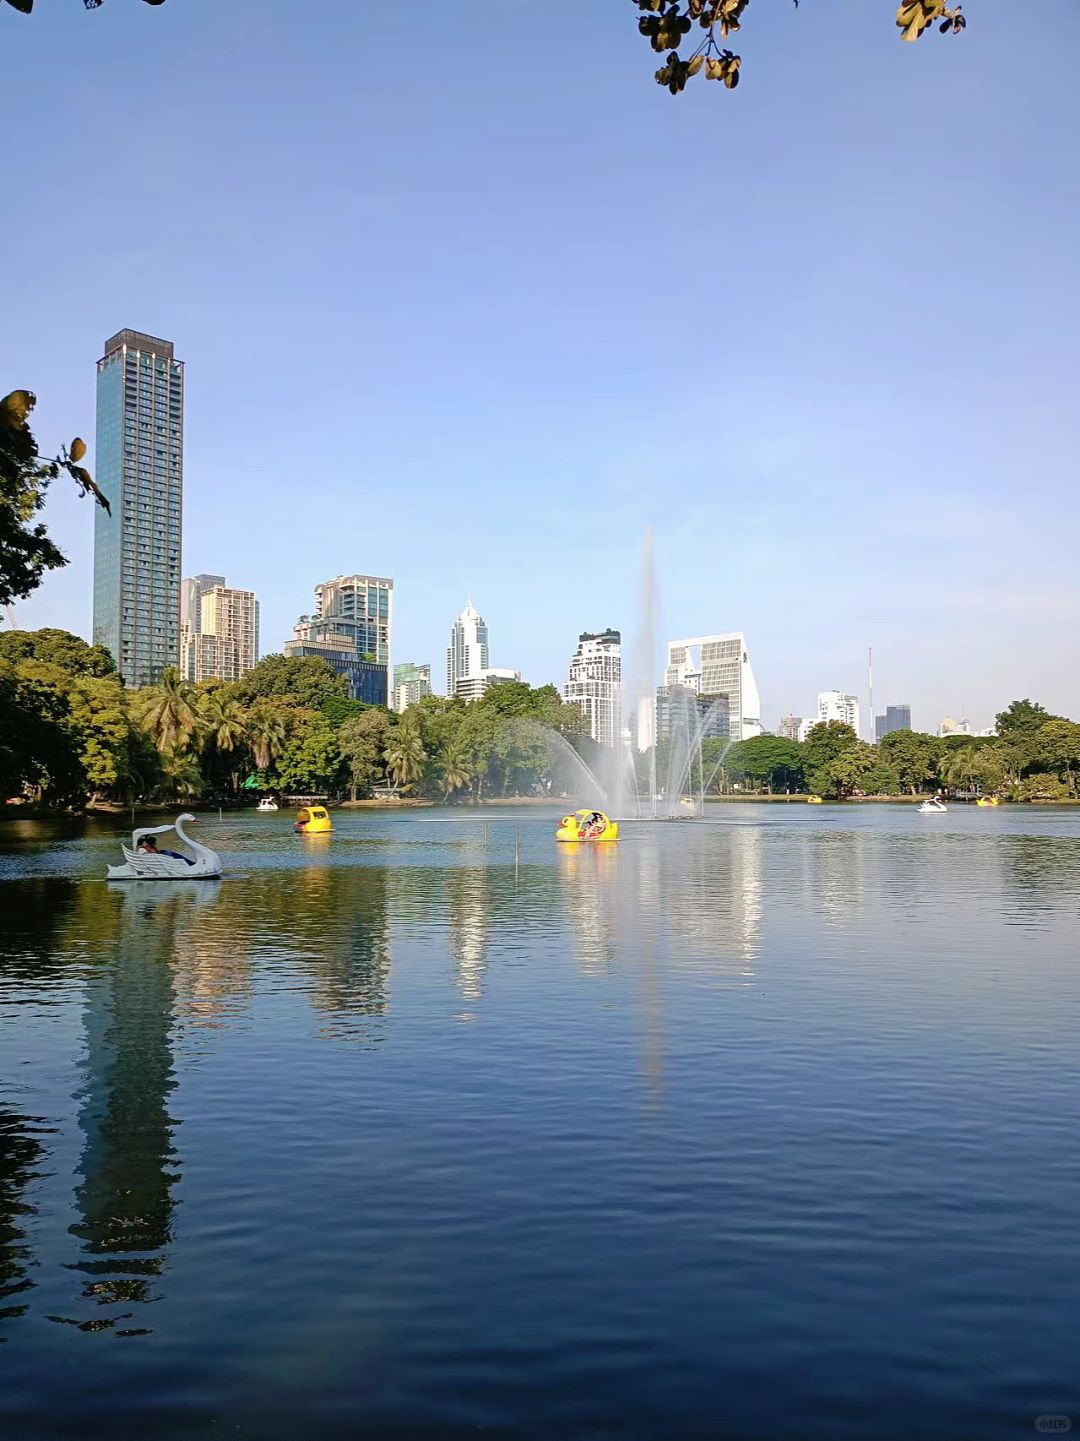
<box><xmin>106</xmin><ymin>812</ymin><xmax>222</xmax><ymax>880</ymax></box>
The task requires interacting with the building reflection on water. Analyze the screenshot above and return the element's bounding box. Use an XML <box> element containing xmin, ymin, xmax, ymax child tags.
<box><xmin>0</xmin><ymin>1106</ymin><xmax>48</xmax><ymax>1337</ymax></box>
<box><xmin>56</xmin><ymin>882</ymin><xmax>205</xmax><ymax>1333</ymax></box>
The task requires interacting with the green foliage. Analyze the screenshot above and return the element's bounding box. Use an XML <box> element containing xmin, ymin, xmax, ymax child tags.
<box><xmin>233</xmin><ymin>653</ymin><xmax>347</xmax><ymax>710</ymax></box>
<box><xmin>0</xmin><ymin>391</ymin><xmax>67</xmax><ymax>607</ymax></box>
<box><xmin>138</xmin><ymin>667</ymin><xmax>201</xmax><ymax>754</ymax></box>
<box><xmin>273</xmin><ymin>711</ymin><xmax>340</xmax><ymax>794</ymax></box>
<box><xmin>338</xmin><ymin>709</ymin><xmax>393</xmax><ymax>799</ymax></box>
<box><xmin>817</xmin><ymin>742</ymin><xmax>897</xmax><ymax>799</ymax></box>
<box><xmin>801</xmin><ymin>720</ymin><xmax>858</xmax><ymax>795</ymax></box>
<box><xmin>724</xmin><ymin>735</ymin><xmax>804</xmax><ymax>792</ymax></box>
<box><xmin>321</xmin><ymin>696</ymin><xmax>370</xmax><ymax>730</ymax></box>
<box><xmin>384</xmin><ymin>718</ymin><xmax>427</xmax><ymax>791</ymax></box>
<box><xmin>879</xmin><ymin>728</ymin><xmax>939</xmax><ymax>794</ymax></box>
<box><xmin>0</xmin><ymin>391</ymin><xmax>110</xmax><ymax>609</ymax></box>
<box><xmin>995</xmin><ymin>698</ymin><xmax>1056</xmax><ymax>740</ymax></box>
<box><xmin>0</xmin><ymin>627</ymin><xmax>116</xmax><ymax>677</ymax></box>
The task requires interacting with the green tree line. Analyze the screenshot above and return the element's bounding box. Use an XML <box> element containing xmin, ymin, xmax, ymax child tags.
<box><xmin>711</xmin><ymin>701</ymin><xmax>1080</xmax><ymax>801</ymax></box>
<box><xmin>0</xmin><ymin>628</ymin><xmax>589</xmax><ymax>809</ymax></box>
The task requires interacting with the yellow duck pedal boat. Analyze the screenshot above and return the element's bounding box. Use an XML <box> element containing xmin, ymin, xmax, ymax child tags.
<box><xmin>556</xmin><ymin>809</ymin><xmax>619</xmax><ymax>843</ymax></box>
<box><xmin>294</xmin><ymin>805</ymin><xmax>333</xmax><ymax>834</ymax></box>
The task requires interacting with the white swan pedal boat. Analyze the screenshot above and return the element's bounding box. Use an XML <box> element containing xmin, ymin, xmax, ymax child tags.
<box><xmin>918</xmin><ymin>798</ymin><xmax>948</xmax><ymax>814</ymax></box>
<box><xmin>107</xmin><ymin>812</ymin><xmax>222</xmax><ymax>880</ymax></box>
<box><xmin>257</xmin><ymin>797</ymin><xmax>279</xmax><ymax>812</ymax></box>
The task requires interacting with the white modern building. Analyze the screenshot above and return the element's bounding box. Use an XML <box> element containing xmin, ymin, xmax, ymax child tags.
<box><xmin>447</xmin><ymin>599</ymin><xmax>519</xmax><ymax>702</ymax></box>
<box><xmin>179</xmin><ymin>573</ymin><xmax>258</xmax><ymax>683</ymax></box>
<box><xmin>564</xmin><ymin>629</ymin><xmax>621</xmax><ymax>747</ymax></box>
<box><xmin>664</xmin><ymin>633</ymin><xmax>762</xmax><ymax>743</ymax></box>
<box><xmin>453</xmin><ymin>667</ymin><xmax>520</xmax><ymax>702</ymax></box>
<box><xmin>817</xmin><ymin>690</ymin><xmax>861</xmax><ymax>735</ymax></box>
<box><xmin>447</xmin><ymin>598</ymin><xmax>488</xmax><ymax>695</ymax></box>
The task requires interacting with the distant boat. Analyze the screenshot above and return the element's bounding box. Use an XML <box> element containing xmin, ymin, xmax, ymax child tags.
<box><xmin>257</xmin><ymin>797</ymin><xmax>278</xmax><ymax>812</ymax></box>
<box><xmin>918</xmin><ymin>797</ymin><xmax>948</xmax><ymax>814</ymax></box>
<box><xmin>807</xmin><ymin>795</ymin><xmax>824</xmax><ymax>805</ymax></box>
<box><xmin>976</xmin><ymin>796</ymin><xmax>1000</xmax><ymax>807</ymax></box>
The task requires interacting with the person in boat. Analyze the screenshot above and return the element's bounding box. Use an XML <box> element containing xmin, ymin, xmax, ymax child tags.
<box><xmin>138</xmin><ymin>835</ymin><xmax>194</xmax><ymax>865</ymax></box>
<box><xmin>582</xmin><ymin>811</ymin><xmax>605</xmax><ymax>839</ymax></box>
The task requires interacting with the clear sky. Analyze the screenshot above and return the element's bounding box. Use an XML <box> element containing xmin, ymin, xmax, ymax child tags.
<box><xmin>6</xmin><ymin>0</ymin><xmax>1080</xmax><ymax>734</ymax></box>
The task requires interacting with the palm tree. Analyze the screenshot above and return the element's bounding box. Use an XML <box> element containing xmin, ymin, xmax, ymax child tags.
<box><xmin>200</xmin><ymin>692</ymin><xmax>249</xmax><ymax>795</ymax></box>
<box><xmin>141</xmin><ymin>667</ymin><xmax>200</xmax><ymax>754</ymax></box>
<box><xmin>159</xmin><ymin>746</ymin><xmax>202</xmax><ymax>801</ymax></box>
<box><xmin>384</xmin><ymin>723</ymin><xmax>427</xmax><ymax>791</ymax></box>
<box><xmin>246</xmin><ymin>704</ymin><xmax>287</xmax><ymax>773</ymax></box>
<box><xmin>439</xmin><ymin>745</ymin><xmax>471</xmax><ymax>801</ymax></box>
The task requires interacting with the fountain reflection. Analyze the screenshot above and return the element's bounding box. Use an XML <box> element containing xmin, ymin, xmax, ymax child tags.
<box><xmin>448</xmin><ymin>867</ymin><xmax>491</xmax><ymax>1000</ymax></box>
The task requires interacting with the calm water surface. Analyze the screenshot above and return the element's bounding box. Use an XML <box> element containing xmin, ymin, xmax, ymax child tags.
<box><xmin>1</xmin><ymin>804</ymin><xmax>1079</xmax><ymax>1439</ymax></box>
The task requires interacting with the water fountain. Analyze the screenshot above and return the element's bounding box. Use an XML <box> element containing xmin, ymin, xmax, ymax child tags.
<box><xmin>538</xmin><ymin>526</ymin><xmax>733</xmax><ymax>821</ymax></box>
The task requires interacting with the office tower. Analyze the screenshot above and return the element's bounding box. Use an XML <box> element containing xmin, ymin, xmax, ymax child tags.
<box><xmin>563</xmin><ymin>629</ymin><xmax>621</xmax><ymax>747</ymax></box>
<box><xmin>445</xmin><ymin>599</ymin><xmax>518</xmax><ymax>701</ymax></box>
<box><xmin>447</xmin><ymin>599</ymin><xmax>488</xmax><ymax>694</ymax></box>
<box><xmin>393</xmin><ymin>662</ymin><xmax>432</xmax><ymax>713</ymax></box>
<box><xmin>179</xmin><ymin>574</ymin><xmax>258</xmax><ymax>683</ymax></box>
<box><xmin>92</xmin><ymin>329</ymin><xmax>183</xmax><ymax>686</ymax></box>
<box><xmin>818</xmin><ymin>690</ymin><xmax>861</xmax><ymax>734</ymax></box>
<box><xmin>778</xmin><ymin>715</ymin><xmax>802</xmax><ymax>742</ymax></box>
<box><xmin>875</xmin><ymin>704</ymin><xmax>912</xmax><ymax>742</ymax></box>
<box><xmin>664</xmin><ymin>633</ymin><xmax>762</xmax><ymax>743</ymax></box>
<box><xmin>655</xmin><ymin>685</ymin><xmax>729</xmax><ymax>742</ymax></box>
<box><xmin>312</xmin><ymin>575</ymin><xmax>392</xmax><ymax>669</ymax></box>
<box><xmin>285</xmin><ymin>573</ymin><xmax>392</xmax><ymax>706</ymax></box>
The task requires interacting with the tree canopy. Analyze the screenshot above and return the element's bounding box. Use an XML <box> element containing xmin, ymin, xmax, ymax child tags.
<box><xmin>0</xmin><ymin>391</ymin><xmax>109</xmax><ymax>609</ymax></box>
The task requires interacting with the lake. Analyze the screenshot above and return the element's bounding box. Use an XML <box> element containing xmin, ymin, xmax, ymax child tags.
<box><xmin>2</xmin><ymin>804</ymin><xmax>1079</xmax><ymax>1439</ymax></box>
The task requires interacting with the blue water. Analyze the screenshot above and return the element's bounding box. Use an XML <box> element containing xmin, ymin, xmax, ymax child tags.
<box><xmin>2</xmin><ymin>804</ymin><xmax>1079</xmax><ymax>1438</ymax></box>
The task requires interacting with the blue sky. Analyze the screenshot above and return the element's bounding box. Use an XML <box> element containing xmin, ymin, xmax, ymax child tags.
<box><xmin>6</xmin><ymin>0</ymin><xmax>1080</xmax><ymax>732</ymax></box>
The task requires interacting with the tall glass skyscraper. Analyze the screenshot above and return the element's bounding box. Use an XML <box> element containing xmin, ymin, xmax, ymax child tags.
<box><xmin>92</xmin><ymin>330</ymin><xmax>183</xmax><ymax>687</ymax></box>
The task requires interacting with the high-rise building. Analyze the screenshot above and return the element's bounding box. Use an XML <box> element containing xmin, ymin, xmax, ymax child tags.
<box><xmin>778</xmin><ymin>715</ymin><xmax>802</xmax><ymax>742</ymax></box>
<box><xmin>818</xmin><ymin>690</ymin><xmax>861</xmax><ymax>734</ymax></box>
<box><xmin>92</xmin><ymin>329</ymin><xmax>183</xmax><ymax>686</ymax></box>
<box><xmin>563</xmin><ymin>629</ymin><xmax>621</xmax><ymax>747</ymax></box>
<box><xmin>179</xmin><ymin>574</ymin><xmax>258</xmax><ymax>683</ymax></box>
<box><xmin>664</xmin><ymin>634</ymin><xmax>762</xmax><ymax>742</ymax></box>
<box><xmin>655</xmin><ymin>685</ymin><xmax>729</xmax><ymax>742</ymax></box>
<box><xmin>874</xmin><ymin>704</ymin><xmax>912</xmax><ymax>742</ymax></box>
<box><xmin>446</xmin><ymin>599</ymin><xmax>518</xmax><ymax>701</ymax></box>
<box><xmin>447</xmin><ymin>599</ymin><xmax>488</xmax><ymax>695</ymax></box>
<box><xmin>393</xmin><ymin>662</ymin><xmax>431</xmax><ymax>713</ymax></box>
<box><xmin>312</xmin><ymin>575</ymin><xmax>392</xmax><ymax>669</ymax></box>
<box><xmin>285</xmin><ymin>573</ymin><xmax>392</xmax><ymax>706</ymax></box>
